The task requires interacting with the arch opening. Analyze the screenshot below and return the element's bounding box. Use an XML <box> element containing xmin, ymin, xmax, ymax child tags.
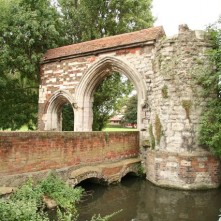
<box><xmin>62</xmin><ymin>103</ymin><xmax>74</xmax><ymax>131</ymax></box>
<box><xmin>45</xmin><ymin>90</ymin><xmax>75</xmax><ymax>131</ymax></box>
<box><xmin>76</xmin><ymin>177</ymin><xmax>108</xmax><ymax>188</ymax></box>
<box><xmin>92</xmin><ymin>71</ymin><xmax>137</xmax><ymax>131</ymax></box>
<box><xmin>121</xmin><ymin>172</ymin><xmax>139</xmax><ymax>182</ymax></box>
<box><xmin>75</xmin><ymin>56</ymin><xmax>147</xmax><ymax>132</ymax></box>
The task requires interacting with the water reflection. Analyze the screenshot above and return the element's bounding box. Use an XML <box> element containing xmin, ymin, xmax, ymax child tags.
<box><xmin>77</xmin><ymin>177</ymin><xmax>221</xmax><ymax>221</ymax></box>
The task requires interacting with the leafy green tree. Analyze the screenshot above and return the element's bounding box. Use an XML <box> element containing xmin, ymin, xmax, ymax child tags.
<box><xmin>122</xmin><ymin>95</ymin><xmax>137</xmax><ymax>127</ymax></box>
<box><xmin>92</xmin><ymin>73</ymin><xmax>133</xmax><ymax>131</ymax></box>
<box><xmin>198</xmin><ymin>17</ymin><xmax>221</xmax><ymax>156</ymax></box>
<box><xmin>58</xmin><ymin>0</ymin><xmax>154</xmax><ymax>43</ymax></box>
<box><xmin>0</xmin><ymin>0</ymin><xmax>63</xmax><ymax>130</ymax></box>
<box><xmin>62</xmin><ymin>103</ymin><xmax>74</xmax><ymax>131</ymax></box>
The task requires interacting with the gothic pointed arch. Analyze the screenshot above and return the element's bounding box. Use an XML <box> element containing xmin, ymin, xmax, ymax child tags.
<box><xmin>74</xmin><ymin>56</ymin><xmax>147</xmax><ymax>131</ymax></box>
<box><xmin>44</xmin><ymin>90</ymin><xmax>75</xmax><ymax>131</ymax></box>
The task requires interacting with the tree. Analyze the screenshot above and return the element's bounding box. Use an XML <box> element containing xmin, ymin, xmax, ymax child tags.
<box><xmin>122</xmin><ymin>95</ymin><xmax>137</xmax><ymax>128</ymax></box>
<box><xmin>62</xmin><ymin>104</ymin><xmax>74</xmax><ymax>131</ymax></box>
<box><xmin>58</xmin><ymin>0</ymin><xmax>154</xmax><ymax>43</ymax></box>
<box><xmin>92</xmin><ymin>73</ymin><xmax>133</xmax><ymax>131</ymax></box>
<box><xmin>0</xmin><ymin>0</ymin><xmax>63</xmax><ymax>130</ymax></box>
<box><xmin>198</xmin><ymin>17</ymin><xmax>221</xmax><ymax>156</ymax></box>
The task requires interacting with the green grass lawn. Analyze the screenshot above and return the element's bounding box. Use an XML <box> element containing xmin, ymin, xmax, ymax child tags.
<box><xmin>103</xmin><ymin>124</ymin><xmax>138</xmax><ymax>131</ymax></box>
<box><xmin>0</xmin><ymin>125</ymin><xmax>36</xmax><ymax>131</ymax></box>
<box><xmin>1</xmin><ymin>125</ymin><xmax>137</xmax><ymax>132</ymax></box>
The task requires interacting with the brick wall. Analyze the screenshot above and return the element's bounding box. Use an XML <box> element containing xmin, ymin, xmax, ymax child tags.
<box><xmin>0</xmin><ymin>131</ymin><xmax>139</xmax><ymax>177</ymax></box>
<box><xmin>146</xmin><ymin>149</ymin><xmax>221</xmax><ymax>189</ymax></box>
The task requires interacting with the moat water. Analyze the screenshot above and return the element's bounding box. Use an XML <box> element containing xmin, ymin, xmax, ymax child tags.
<box><xmin>77</xmin><ymin>176</ymin><xmax>221</xmax><ymax>221</ymax></box>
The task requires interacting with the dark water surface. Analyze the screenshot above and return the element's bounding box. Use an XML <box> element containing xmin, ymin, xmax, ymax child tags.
<box><xmin>77</xmin><ymin>177</ymin><xmax>221</xmax><ymax>221</ymax></box>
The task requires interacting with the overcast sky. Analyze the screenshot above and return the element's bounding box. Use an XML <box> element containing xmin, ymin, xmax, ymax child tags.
<box><xmin>152</xmin><ymin>0</ymin><xmax>221</xmax><ymax>36</ymax></box>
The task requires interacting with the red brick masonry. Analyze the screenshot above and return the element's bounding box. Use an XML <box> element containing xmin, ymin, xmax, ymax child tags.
<box><xmin>0</xmin><ymin>131</ymin><xmax>139</xmax><ymax>176</ymax></box>
<box><xmin>146</xmin><ymin>150</ymin><xmax>221</xmax><ymax>189</ymax></box>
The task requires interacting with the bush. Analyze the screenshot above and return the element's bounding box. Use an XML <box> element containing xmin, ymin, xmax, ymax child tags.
<box><xmin>0</xmin><ymin>173</ymin><xmax>83</xmax><ymax>221</ymax></box>
<box><xmin>198</xmin><ymin>18</ymin><xmax>221</xmax><ymax>156</ymax></box>
<box><xmin>0</xmin><ymin>173</ymin><xmax>118</xmax><ymax>221</ymax></box>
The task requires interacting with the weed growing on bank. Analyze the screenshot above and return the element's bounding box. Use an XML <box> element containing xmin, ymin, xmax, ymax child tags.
<box><xmin>0</xmin><ymin>173</ymin><xmax>118</xmax><ymax>221</ymax></box>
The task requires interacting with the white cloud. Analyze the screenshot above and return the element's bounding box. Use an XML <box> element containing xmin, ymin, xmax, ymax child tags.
<box><xmin>152</xmin><ymin>0</ymin><xmax>221</xmax><ymax>36</ymax></box>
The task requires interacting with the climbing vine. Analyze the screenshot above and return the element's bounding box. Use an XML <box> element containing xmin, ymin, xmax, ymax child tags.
<box><xmin>197</xmin><ymin>18</ymin><xmax>221</xmax><ymax>156</ymax></box>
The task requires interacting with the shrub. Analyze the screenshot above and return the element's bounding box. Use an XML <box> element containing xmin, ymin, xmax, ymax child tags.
<box><xmin>197</xmin><ymin>18</ymin><xmax>221</xmax><ymax>156</ymax></box>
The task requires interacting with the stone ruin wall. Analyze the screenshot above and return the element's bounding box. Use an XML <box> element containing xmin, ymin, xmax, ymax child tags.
<box><xmin>37</xmin><ymin>25</ymin><xmax>221</xmax><ymax>189</ymax></box>
<box><xmin>146</xmin><ymin>25</ymin><xmax>212</xmax><ymax>153</ymax></box>
<box><xmin>145</xmin><ymin>25</ymin><xmax>221</xmax><ymax>189</ymax></box>
<box><xmin>37</xmin><ymin>24</ymin><xmax>216</xmax><ymax>154</ymax></box>
<box><xmin>38</xmin><ymin>45</ymin><xmax>155</xmax><ymax>133</ymax></box>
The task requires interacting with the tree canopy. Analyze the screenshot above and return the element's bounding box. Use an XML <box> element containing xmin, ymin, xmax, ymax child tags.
<box><xmin>122</xmin><ymin>95</ymin><xmax>137</xmax><ymax>127</ymax></box>
<box><xmin>92</xmin><ymin>73</ymin><xmax>134</xmax><ymax>131</ymax></box>
<box><xmin>58</xmin><ymin>0</ymin><xmax>154</xmax><ymax>43</ymax></box>
<box><xmin>0</xmin><ymin>0</ymin><xmax>63</xmax><ymax>130</ymax></box>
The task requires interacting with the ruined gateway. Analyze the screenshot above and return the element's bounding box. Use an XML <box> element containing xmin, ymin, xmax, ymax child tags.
<box><xmin>0</xmin><ymin>25</ymin><xmax>220</xmax><ymax>190</ymax></box>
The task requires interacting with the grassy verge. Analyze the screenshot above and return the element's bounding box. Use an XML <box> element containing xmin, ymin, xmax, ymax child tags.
<box><xmin>103</xmin><ymin>125</ymin><xmax>138</xmax><ymax>131</ymax></box>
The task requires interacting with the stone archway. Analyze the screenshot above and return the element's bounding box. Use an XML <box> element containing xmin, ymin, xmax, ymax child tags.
<box><xmin>74</xmin><ymin>56</ymin><xmax>147</xmax><ymax>132</ymax></box>
<box><xmin>44</xmin><ymin>90</ymin><xmax>75</xmax><ymax>131</ymax></box>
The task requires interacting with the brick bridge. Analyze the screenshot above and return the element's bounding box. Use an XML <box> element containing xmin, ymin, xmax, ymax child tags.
<box><xmin>0</xmin><ymin>25</ymin><xmax>221</xmax><ymax>190</ymax></box>
<box><xmin>0</xmin><ymin>131</ymin><xmax>140</xmax><ymax>187</ymax></box>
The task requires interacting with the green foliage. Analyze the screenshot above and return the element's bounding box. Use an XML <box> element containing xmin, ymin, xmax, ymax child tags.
<box><xmin>137</xmin><ymin>164</ymin><xmax>145</xmax><ymax>177</ymax></box>
<box><xmin>92</xmin><ymin>73</ymin><xmax>133</xmax><ymax>131</ymax></box>
<box><xmin>0</xmin><ymin>174</ymin><xmax>83</xmax><ymax>221</ymax></box>
<box><xmin>0</xmin><ymin>73</ymin><xmax>38</xmax><ymax>130</ymax></box>
<box><xmin>11</xmin><ymin>179</ymin><xmax>43</xmax><ymax>207</ymax></box>
<box><xmin>62</xmin><ymin>104</ymin><xmax>74</xmax><ymax>131</ymax></box>
<box><xmin>0</xmin><ymin>173</ymin><xmax>120</xmax><ymax>221</ymax></box>
<box><xmin>122</xmin><ymin>95</ymin><xmax>137</xmax><ymax>126</ymax></box>
<box><xmin>199</xmin><ymin>105</ymin><xmax>221</xmax><ymax>156</ymax></box>
<box><xmin>89</xmin><ymin>210</ymin><xmax>123</xmax><ymax>221</ymax></box>
<box><xmin>58</xmin><ymin>0</ymin><xmax>154</xmax><ymax>43</ymax></box>
<box><xmin>197</xmin><ymin>17</ymin><xmax>221</xmax><ymax>156</ymax></box>
<box><xmin>0</xmin><ymin>200</ymin><xmax>49</xmax><ymax>221</ymax></box>
<box><xmin>0</xmin><ymin>0</ymin><xmax>64</xmax><ymax>130</ymax></box>
<box><xmin>38</xmin><ymin>173</ymin><xmax>83</xmax><ymax>209</ymax></box>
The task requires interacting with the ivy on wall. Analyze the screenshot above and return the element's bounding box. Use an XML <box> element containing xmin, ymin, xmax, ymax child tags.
<box><xmin>197</xmin><ymin>18</ymin><xmax>221</xmax><ymax>156</ymax></box>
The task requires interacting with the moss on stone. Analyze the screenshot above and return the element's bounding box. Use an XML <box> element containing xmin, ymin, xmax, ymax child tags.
<box><xmin>161</xmin><ymin>85</ymin><xmax>169</xmax><ymax>98</ymax></box>
<box><xmin>182</xmin><ymin>100</ymin><xmax>192</xmax><ymax>120</ymax></box>
<box><xmin>155</xmin><ymin>114</ymin><xmax>162</xmax><ymax>145</ymax></box>
<box><xmin>149</xmin><ymin>124</ymin><xmax>155</xmax><ymax>149</ymax></box>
